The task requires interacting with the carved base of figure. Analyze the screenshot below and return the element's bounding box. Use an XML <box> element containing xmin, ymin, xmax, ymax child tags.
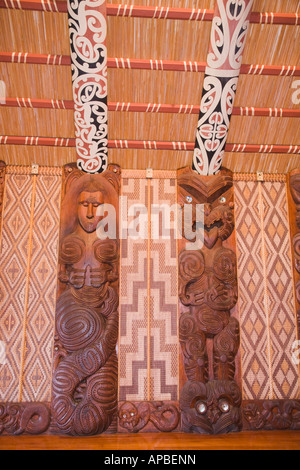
<box><xmin>0</xmin><ymin>403</ymin><xmax>51</xmax><ymax>435</ymax></box>
<box><xmin>51</xmin><ymin>351</ymin><xmax>118</xmax><ymax>436</ymax></box>
<box><xmin>242</xmin><ymin>400</ymin><xmax>300</xmax><ymax>431</ymax></box>
<box><xmin>118</xmin><ymin>401</ymin><xmax>180</xmax><ymax>433</ymax></box>
<box><xmin>180</xmin><ymin>380</ymin><xmax>242</xmax><ymax>435</ymax></box>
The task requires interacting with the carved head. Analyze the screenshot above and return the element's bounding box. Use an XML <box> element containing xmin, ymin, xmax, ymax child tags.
<box><xmin>203</xmin><ymin>200</ymin><xmax>234</xmax><ymax>249</ymax></box>
<box><xmin>61</xmin><ymin>170</ymin><xmax>120</xmax><ymax>239</ymax></box>
<box><xmin>78</xmin><ymin>190</ymin><xmax>104</xmax><ymax>233</ymax></box>
<box><xmin>118</xmin><ymin>402</ymin><xmax>140</xmax><ymax>431</ymax></box>
<box><xmin>178</xmin><ymin>167</ymin><xmax>234</xmax><ymax>249</ymax></box>
<box><xmin>180</xmin><ymin>380</ymin><xmax>242</xmax><ymax>434</ymax></box>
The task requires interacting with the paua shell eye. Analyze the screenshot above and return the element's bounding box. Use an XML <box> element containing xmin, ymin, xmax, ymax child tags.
<box><xmin>186</xmin><ymin>196</ymin><xmax>193</xmax><ymax>203</ymax></box>
<box><xmin>219</xmin><ymin>399</ymin><xmax>230</xmax><ymax>413</ymax></box>
<box><xmin>220</xmin><ymin>197</ymin><xmax>226</xmax><ymax>204</ymax></box>
<box><xmin>195</xmin><ymin>401</ymin><xmax>207</xmax><ymax>415</ymax></box>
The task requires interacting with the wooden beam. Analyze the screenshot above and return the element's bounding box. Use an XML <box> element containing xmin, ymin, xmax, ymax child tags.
<box><xmin>1</xmin><ymin>53</ymin><xmax>300</xmax><ymax>78</ymax></box>
<box><xmin>0</xmin><ymin>1</ymin><xmax>300</xmax><ymax>26</ymax></box>
<box><xmin>2</xmin><ymin>98</ymin><xmax>300</xmax><ymax>118</ymax></box>
<box><xmin>0</xmin><ymin>136</ymin><xmax>299</xmax><ymax>155</ymax></box>
<box><xmin>193</xmin><ymin>0</ymin><xmax>254</xmax><ymax>175</ymax></box>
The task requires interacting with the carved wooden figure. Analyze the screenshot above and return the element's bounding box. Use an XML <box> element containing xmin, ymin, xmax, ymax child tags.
<box><xmin>51</xmin><ymin>164</ymin><xmax>120</xmax><ymax>436</ymax></box>
<box><xmin>289</xmin><ymin>170</ymin><xmax>300</xmax><ymax>334</ymax></box>
<box><xmin>178</xmin><ymin>167</ymin><xmax>242</xmax><ymax>434</ymax></box>
<box><xmin>0</xmin><ymin>403</ymin><xmax>51</xmax><ymax>435</ymax></box>
<box><xmin>118</xmin><ymin>402</ymin><xmax>180</xmax><ymax>433</ymax></box>
<box><xmin>242</xmin><ymin>400</ymin><xmax>300</xmax><ymax>431</ymax></box>
<box><xmin>0</xmin><ymin>161</ymin><xmax>6</xmax><ymax>233</ymax></box>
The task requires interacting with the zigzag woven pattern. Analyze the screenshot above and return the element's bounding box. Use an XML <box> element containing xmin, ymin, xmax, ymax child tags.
<box><xmin>119</xmin><ymin>176</ymin><xmax>179</xmax><ymax>402</ymax></box>
<box><xmin>234</xmin><ymin>180</ymin><xmax>299</xmax><ymax>400</ymax></box>
<box><xmin>119</xmin><ymin>178</ymin><xmax>149</xmax><ymax>401</ymax></box>
<box><xmin>150</xmin><ymin>179</ymin><xmax>178</xmax><ymax>401</ymax></box>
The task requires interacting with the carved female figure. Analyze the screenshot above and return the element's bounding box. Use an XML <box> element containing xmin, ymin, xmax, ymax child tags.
<box><xmin>51</xmin><ymin>169</ymin><xmax>120</xmax><ymax>436</ymax></box>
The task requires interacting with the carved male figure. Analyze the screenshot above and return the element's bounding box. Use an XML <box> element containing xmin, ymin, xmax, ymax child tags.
<box><xmin>178</xmin><ymin>168</ymin><xmax>241</xmax><ymax>434</ymax></box>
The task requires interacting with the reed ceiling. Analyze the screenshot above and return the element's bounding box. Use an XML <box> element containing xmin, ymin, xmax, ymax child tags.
<box><xmin>0</xmin><ymin>0</ymin><xmax>299</xmax><ymax>173</ymax></box>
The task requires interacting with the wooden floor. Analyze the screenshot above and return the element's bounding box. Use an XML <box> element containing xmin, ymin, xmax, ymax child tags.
<box><xmin>0</xmin><ymin>431</ymin><xmax>299</xmax><ymax>450</ymax></box>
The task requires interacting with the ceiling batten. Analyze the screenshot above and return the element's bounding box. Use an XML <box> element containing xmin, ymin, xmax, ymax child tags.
<box><xmin>0</xmin><ymin>1</ymin><xmax>300</xmax><ymax>26</ymax></box>
<box><xmin>1</xmin><ymin>136</ymin><xmax>300</xmax><ymax>156</ymax></box>
<box><xmin>1</xmin><ymin>52</ymin><xmax>300</xmax><ymax>78</ymax></box>
<box><xmin>1</xmin><ymin>99</ymin><xmax>300</xmax><ymax>119</ymax></box>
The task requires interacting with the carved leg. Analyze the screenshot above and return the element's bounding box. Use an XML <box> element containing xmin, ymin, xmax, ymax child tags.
<box><xmin>213</xmin><ymin>316</ymin><xmax>240</xmax><ymax>381</ymax></box>
<box><xmin>179</xmin><ymin>311</ymin><xmax>208</xmax><ymax>383</ymax></box>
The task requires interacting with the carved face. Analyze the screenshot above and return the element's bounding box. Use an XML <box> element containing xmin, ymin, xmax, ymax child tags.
<box><xmin>203</xmin><ymin>201</ymin><xmax>234</xmax><ymax>249</ymax></box>
<box><xmin>180</xmin><ymin>380</ymin><xmax>242</xmax><ymax>434</ymax></box>
<box><xmin>78</xmin><ymin>191</ymin><xmax>104</xmax><ymax>233</ymax></box>
<box><xmin>118</xmin><ymin>402</ymin><xmax>140</xmax><ymax>431</ymax></box>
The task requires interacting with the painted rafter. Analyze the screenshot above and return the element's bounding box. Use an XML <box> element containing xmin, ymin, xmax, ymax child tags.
<box><xmin>0</xmin><ymin>1</ymin><xmax>299</xmax><ymax>25</ymax></box>
<box><xmin>1</xmin><ymin>98</ymin><xmax>300</xmax><ymax>119</ymax></box>
<box><xmin>1</xmin><ymin>52</ymin><xmax>300</xmax><ymax>77</ymax></box>
<box><xmin>0</xmin><ymin>136</ymin><xmax>299</xmax><ymax>155</ymax></box>
<box><xmin>68</xmin><ymin>0</ymin><xmax>108</xmax><ymax>173</ymax></box>
<box><xmin>193</xmin><ymin>0</ymin><xmax>255</xmax><ymax>175</ymax></box>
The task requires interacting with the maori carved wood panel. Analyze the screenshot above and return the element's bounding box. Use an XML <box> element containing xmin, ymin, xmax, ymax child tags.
<box><xmin>242</xmin><ymin>400</ymin><xmax>300</xmax><ymax>431</ymax></box>
<box><xmin>178</xmin><ymin>166</ymin><xmax>242</xmax><ymax>434</ymax></box>
<box><xmin>118</xmin><ymin>401</ymin><xmax>180</xmax><ymax>433</ymax></box>
<box><xmin>0</xmin><ymin>161</ymin><xmax>6</xmax><ymax>237</ymax></box>
<box><xmin>289</xmin><ymin>170</ymin><xmax>300</xmax><ymax>337</ymax></box>
<box><xmin>51</xmin><ymin>163</ymin><xmax>120</xmax><ymax>436</ymax></box>
<box><xmin>0</xmin><ymin>403</ymin><xmax>51</xmax><ymax>435</ymax></box>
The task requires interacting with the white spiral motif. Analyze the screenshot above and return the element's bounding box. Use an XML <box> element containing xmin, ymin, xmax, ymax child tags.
<box><xmin>193</xmin><ymin>0</ymin><xmax>253</xmax><ymax>175</ymax></box>
<box><xmin>207</xmin><ymin>1</ymin><xmax>230</xmax><ymax>70</ymax></box>
<box><xmin>68</xmin><ymin>0</ymin><xmax>108</xmax><ymax>174</ymax></box>
<box><xmin>229</xmin><ymin>1</ymin><xmax>253</xmax><ymax>70</ymax></box>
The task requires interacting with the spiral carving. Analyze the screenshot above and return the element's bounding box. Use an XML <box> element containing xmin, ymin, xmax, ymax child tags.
<box><xmin>178</xmin><ymin>167</ymin><xmax>241</xmax><ymax>434</ymax></box>
<box><xmin>118</xmin><ymin>401</ymin><xmax>180</xmax><ymax>433</ymax></box>
<box><xmin>52</xmin><ymin>310</ymin><xmax>118</xmax><ymax>435</ymax></box>
<box><xmin>94</xmin><ymin>239</ymin><xmax>119</xmax><ymax>264</ymax></box>
<box><xmin>0</xmin><ymin>403</ymin><xmax>50</xmax><ymax>435</ymax></box>
<box><xmin>179</xmin><ymin>250</ymin><xmax>205</xmax><ymax>282</ymax></box>
<box><xmin>243</xmin><ymin>400</ymin><xmax>300</xmax><ymax>431</ymax></box>
<box><xmin>51</xmin><ymin>168</ymin><xmax>120</xmax><ymax>436</ymax></box>
<box><xmin>56</xmin><ymin>291</ymin><xmax>105</xmax><ymax>353</ymax></box>
<box><xmin>213</xmin><ymin>247</ymin><xmax>237</xmax><ymax>283</ymax></box>
<box><xmin>60</xmin><ymin>236</ymin><xmax>86</xmax><ymax>265</ymax></box>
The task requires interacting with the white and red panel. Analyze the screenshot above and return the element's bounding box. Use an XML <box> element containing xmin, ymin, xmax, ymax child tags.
<box><xmin>193</xmin><ymin>0</ymin><xmax>254</xmax><ymax>175</ymax></box>
<box><xmin>68</xmin><ymin>0</ymin><xmax>108</xmax><ymax>173</ymax></box>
